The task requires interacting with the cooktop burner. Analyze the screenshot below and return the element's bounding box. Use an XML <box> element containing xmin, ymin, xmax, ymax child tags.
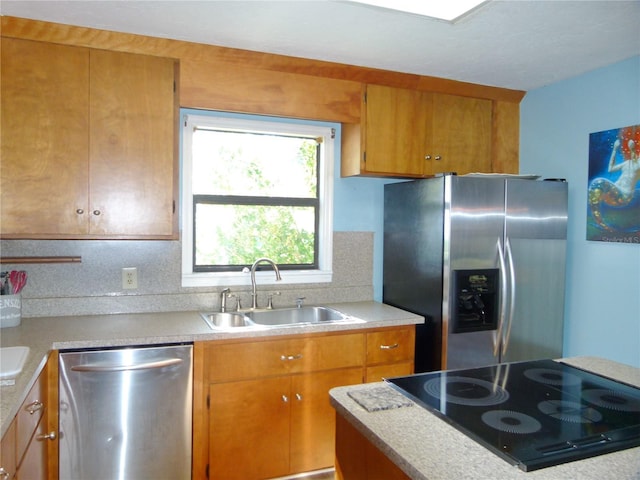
<box><xmin>386</xmin><ymin>359</ymin><xmax>640</xmax><ymax>472</ymax></box>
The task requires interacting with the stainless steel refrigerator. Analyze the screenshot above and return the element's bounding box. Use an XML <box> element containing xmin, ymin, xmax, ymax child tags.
<box><xmin>383</xmin><ymin>175</ymin><xmax>568</xmax><ymax>372</ymax></box>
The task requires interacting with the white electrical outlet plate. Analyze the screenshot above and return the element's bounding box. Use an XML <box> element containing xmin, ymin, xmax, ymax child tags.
<box><xmin>122</xmin><ymin>267</ymin><xmax>138</xmax><ymax>289</ymax></box>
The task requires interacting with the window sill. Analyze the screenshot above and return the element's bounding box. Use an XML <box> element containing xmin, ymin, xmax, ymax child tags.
<box><xmin>182</xmin><ymin>269</ymin><xmax>333</xmax><ymax>287</ymax></box>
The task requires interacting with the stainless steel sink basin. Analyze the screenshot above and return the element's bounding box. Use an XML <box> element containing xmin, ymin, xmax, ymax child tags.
<box><xmin>201</xmin><ymin>312</ymin><xmax>254</xmax><ymax>329</ymax></box>
<box><xmin>200</xmin><ymin>306</ymin><xmax>363</xmax><ymax>329</ymax></box>
<box><xmin>246</xmin><ymin>306</ymin><xmax>350</xmax><ymax>326</ymax></box>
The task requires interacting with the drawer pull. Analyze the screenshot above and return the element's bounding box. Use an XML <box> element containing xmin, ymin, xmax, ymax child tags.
<box><xmin>379</xmin><ymin>343</ymin><xmax>399</xmax><ymax>350</ymax></box>
<box><xmin>37</xmin><ymin>431</ymin><xmax>57</xmax><ymax>441</ymax></box>
<box><xmin>280</xmin><ymin>354</ymin><xmax>303</xmax><ymax>361</ymax></box>
<box><xmin>0</xmin><ymin>467</ymin><xmax>11</xmax><ymax>480</ymax></box>
<box><xmin>25</xmin><ymin>400</ymin><xmax>44</xmax><ymax>414</ymax></box>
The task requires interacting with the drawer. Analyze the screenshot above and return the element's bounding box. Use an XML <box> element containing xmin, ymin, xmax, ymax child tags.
<box><xmin>365</xmin><ymin>361</ymin><xmax>414</xmax><ymax>383</ymax></box>
<box><xmin>366</xmin><ymin>327</ymin><xmax>414</xmax><ymax>366</ymax></box>
<box><xmin>207</xmin><ymin>333</ymin><xmax>365</xmax><ymax>383</ymax></box>
<box><xmin>16</xmin><ymin>370</ymin><xmax>46</xmax><ymax>464</ymax></box>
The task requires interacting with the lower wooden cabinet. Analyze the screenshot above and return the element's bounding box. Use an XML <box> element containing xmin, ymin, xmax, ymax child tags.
<box><xmin>209</xmin><ymin>368</ymin><xmax>363</xmax><ymax>479</ymax></box>
<box><xmin>290</xmin><ymin>369</ymin><xmax>364</xmax><ymax>474</ymax></box>
<box><xmin>335</xmin><ymin>415</ymin><xmax>410</xmax><ymax>480</ymax></box>
<box><xmin>365</xmin><ymin>326</ymin><xmax>415</xmax><ymax>382</ymax></box>
<box><xmin>0</xmin><ymin>352</ymin><xmax>58</xmax><ymax>480</ymax></box>
<box><xmin>195</xmin><ymin>325</ymin><xmax>416</xmax><ymax>479</ymax></box>
<box><xmin>0</xmin><ymin>421</ymin><xmax>17</xmax><ymax>479</ymax></box>
<box><xmin>209</xmin><ymin>376</ymin><xmax>290</xmax><ymax>479</ymax></box>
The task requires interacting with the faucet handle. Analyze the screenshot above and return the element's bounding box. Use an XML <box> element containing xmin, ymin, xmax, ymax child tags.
<box><xmin>229</xmin><ymin>294</ymin><xmax>242</xmax><ymax>312</ymax></box>
<box><xmin>267</xmin><ymin>291</ymin><xmax>281</xmax><ymax>310</ymax></box>
<box><xmin>295</xmin><ymin>297</ymin><xmax>306</xmax><ymax>308</ymax></box>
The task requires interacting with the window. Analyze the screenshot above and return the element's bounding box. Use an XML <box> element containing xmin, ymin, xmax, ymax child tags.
<box><xmin>181</xmin><ymin>110</ymin><xmax>337</xmax><ymax>287</ymax></box>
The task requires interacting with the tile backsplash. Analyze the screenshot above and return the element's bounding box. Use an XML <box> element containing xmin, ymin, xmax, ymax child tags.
<box><xmin>0</xmin><ymin>232</ymin><xmax>373</xmax><ymax>317</ymax></box>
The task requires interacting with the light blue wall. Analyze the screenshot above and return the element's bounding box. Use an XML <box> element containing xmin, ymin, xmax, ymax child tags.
<box><xmin>333</xmin><ymin>167</ymin><xmax>392</xmax><ymax>301</ymax></box>
<box><xmin>520</xmin><ymin>56</ymin><xmax>640</xmax><ymax>367</ymax></box>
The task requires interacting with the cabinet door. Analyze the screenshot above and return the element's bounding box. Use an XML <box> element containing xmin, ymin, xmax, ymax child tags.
<box><xmin>363</xmin><ymin>84</ymin><xmax>430</xmax><ymax>176</ymax></box>
<box><xmin>89</xmin><ymin>49</ymin><xmax>177</xmax><ymax>237</ymax></box>
<box><xmin>16</xmin><ymin>370</ymin><xmax>46</xmax><ymax>465</ymax></box>
<box><xmin>209</xmin><ymin>377</ymin><xmax>290</xmax><ymax>479</ymax></box>
<box><xmin>15</xmin><ymin>417</ymin><xmax>47</xmax><ymax>480</ymax></box>
<box><xmin>0</xmin><ymin>420</ymin><xmax>17</xmax><ymax>479</ymax></box>
<box><xmin>290</xmin><ymin>367</ymin><xmax>363</xmax><ymax>473</ymax></box>
<box><xmin>1</xmin><ymin>38</ymin><xmax>90</xmax><ymax>237</ymax></box>
<box><xmin>429</xmin><ymin>93</ymin><xmax>492</xmax><ymax>175</ymax></box>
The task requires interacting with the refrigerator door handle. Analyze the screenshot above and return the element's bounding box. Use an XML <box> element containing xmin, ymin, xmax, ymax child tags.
<box><xmin>495</xmin><ymin>239</ymin><xmax>508</xmax><ymax>358</ymax></box>
<box><xmin>502</xmin><ymin>238</ymin><xmax>517</xmax><ymax>356</ymax></box>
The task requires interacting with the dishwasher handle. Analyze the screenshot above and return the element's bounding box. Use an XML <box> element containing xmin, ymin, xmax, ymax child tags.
<box><xmin>70</xmin><ymin>357</ymin><xmax>183</xmax><ymax>372</ymax></box>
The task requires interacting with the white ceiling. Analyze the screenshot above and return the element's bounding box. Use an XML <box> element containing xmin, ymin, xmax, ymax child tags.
<box><xmin>2</xmin><ymin>0</ymin><xmax>639</xmax><ymax>91</ymax></box>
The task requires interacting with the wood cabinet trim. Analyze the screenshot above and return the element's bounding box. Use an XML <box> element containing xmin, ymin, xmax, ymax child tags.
<box><xmin>1</xmin><ymin>16</ymin><xmax>525</xmax><ymax>104</ymax></box>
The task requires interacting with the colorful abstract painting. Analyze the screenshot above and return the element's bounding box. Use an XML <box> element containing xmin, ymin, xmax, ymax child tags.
<box><xmin>587</xmin><ymin>124</ymin><xmax>640</xmax><ymax>243</ymax></box>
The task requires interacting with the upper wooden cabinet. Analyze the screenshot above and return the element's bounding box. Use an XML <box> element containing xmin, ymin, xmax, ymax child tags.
<box><xmin>342</xmin><ymin>84</ymin><xmax>515</xmax><ymax>178</ymax></box>
<box><xmin>0</xmin><ymin>37</ymin><xmax>178</xmax><ymax>239</ymax></box>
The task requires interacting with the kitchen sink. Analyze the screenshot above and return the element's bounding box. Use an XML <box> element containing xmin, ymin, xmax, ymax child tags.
<box><xmin>201</xmin><ymin>312</ymin><xmax>255</xmax><ymax>329</ymax></box>
<box><xmin>247</xmin><ymin>306</ymin><xmax>350</xmax><ymax>326</ymax></box>
<box><xmin>200</xmin><ymin>306</ymin><xmax>363</xmax><ymax>329</ymax></box>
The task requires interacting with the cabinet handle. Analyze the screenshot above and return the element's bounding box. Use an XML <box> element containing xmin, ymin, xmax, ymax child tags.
<box><xmin>379</xmin><ymin>343</ymin><xmax>399</xmax><ymax>350</ymax></box>
<box><xmin>92</xmin><ymin>210</ymin><xmax>101</xmax><ymax>216</ymax></box>
<box><xmin>25</xmin><ymin>400</ymin><xmax>44</xmax><ymax>414</ymax></box>
<box><xmin>76</xmin><ymin>208</ymin><xmax>84</xmax><ymax>215</ymax></box>
<box><xmin>295</xmin><ymin>393</ymin><xmax>303</xmax><ymax>401</ymax></box>
<box><xmin>37</xmin><ymin>431</ymin><xmax>57</xmax><ymax>441</ymax></box>
<box><xmin>0</xmin><ymin>467</ymin><xmax>11</xmax><ymax>480</ymax></box>
<box><xmin>282</xmin><ymin>395</ymin><xmax>289</xmax><ymax>403</ymax></box>
<box><xmin>280</xmin><ymin>354</ymin><xmax>303</xmax><ymax>361</ymax></box>
<box><xmin>425</xmin><ymin>155</ymin><xmax>431</xmax><ymax>160</ymax></box>
<box><xmin>434</xmin><ymin>155</ymin><xmax>442</xmax><ymax>161</ymax></box>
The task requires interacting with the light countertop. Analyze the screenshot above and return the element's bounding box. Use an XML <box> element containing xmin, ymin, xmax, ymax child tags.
<box><xmin>0</xmin><ymin>301</ymin><xmax>422</xmax><ymax>437</ymax></box>
<box><xmin>330</xmin><ymin>356</ymin><xmax>640</xmax><ymax>480</ymax></box>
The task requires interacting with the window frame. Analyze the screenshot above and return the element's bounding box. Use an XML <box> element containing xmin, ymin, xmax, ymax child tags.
<box><xmin>181</xmin><ymin>109</ymin><xmax>336</xmax><ymax>287</ymax></box>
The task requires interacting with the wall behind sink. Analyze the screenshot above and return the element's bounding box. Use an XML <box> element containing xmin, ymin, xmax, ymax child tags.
<box><xmin>0</xmin><ymin>232</ymin><xmax>376</xmax><ymax>317</ymax></box>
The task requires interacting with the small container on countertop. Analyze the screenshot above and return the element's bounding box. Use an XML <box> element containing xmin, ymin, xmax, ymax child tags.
<box><xmin>0</xmin><ymin>294</ymin><xmax>22</xmax><ymax>328</ymax></box>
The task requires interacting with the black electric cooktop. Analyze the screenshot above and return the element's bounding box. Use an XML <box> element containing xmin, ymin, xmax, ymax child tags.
<box><xmin>386</xmin><ymin>359</ymin><xmax>640</xmax><ymax>472</ymax></box>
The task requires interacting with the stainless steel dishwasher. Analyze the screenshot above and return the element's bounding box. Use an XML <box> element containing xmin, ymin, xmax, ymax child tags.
<box><xmin>58</xmin><ymin>344</ymin><xmax>192</xmax><ymax>479</ymax></box>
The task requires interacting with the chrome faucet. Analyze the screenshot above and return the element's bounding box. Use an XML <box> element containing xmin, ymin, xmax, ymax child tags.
<box><xmin>220</xmin><ymin>287</ymin><xmax>230</xmax><ymax>312</ymax></box>
<box><xmin>249</xmin><ymin>258</ymin><xmax>282</xmax><ymax>310</ymax></box>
